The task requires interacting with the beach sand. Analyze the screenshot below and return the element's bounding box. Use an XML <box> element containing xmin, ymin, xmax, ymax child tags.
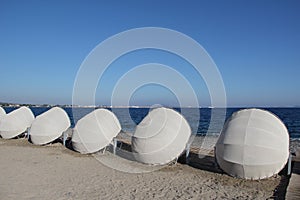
<box><xmin>0</xmin><ymin>138</ymin><xmax>287</xmax><ymax>200</ymax></box>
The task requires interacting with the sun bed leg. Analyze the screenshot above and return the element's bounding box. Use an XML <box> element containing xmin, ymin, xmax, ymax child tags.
<box><xmin>185</xmin><ymin>143</ymin><xmax>191</xmax><ymax>164</ymax></box>
<box><xmin>63</xmin><ymin>131</ymin><xmax>68</xmax><ymax>146</ymax></box>
<box><xmin>102</xmin><ymin>146</ymin><xmax>107</xmax><ymax>154</ymax></box>
<box><xmin>287</xmin><ymin>153</ymin><xmax>292</xmax><ymax>175</ymax></box>
<box><xmin>26</xmin><ymin>127</ymin><xmax>31</xmax><ymax>139</ymax></box>
<box><xmin>113</xmin><ymin>138</ymin><xmax>118</xmax><ymax>155</ymax></box>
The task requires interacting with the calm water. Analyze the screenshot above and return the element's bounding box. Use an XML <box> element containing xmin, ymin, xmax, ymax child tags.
<box><xmin>3</xmin><ymin>107</ymin><xmax>300</xmax><ymax>139</ymax></box>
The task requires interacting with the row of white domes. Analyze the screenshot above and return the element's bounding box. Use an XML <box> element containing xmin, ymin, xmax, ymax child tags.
<box><xmin>0</xmin><ymin>106</ymin><xmax>290</xmax><ymax>180</ymax></box>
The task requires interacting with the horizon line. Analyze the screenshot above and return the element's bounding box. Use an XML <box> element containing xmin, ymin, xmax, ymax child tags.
<box><xmin>0</xmin><ymin>102</ymin><xmax>299</xmax><ymax>109</ymax></box>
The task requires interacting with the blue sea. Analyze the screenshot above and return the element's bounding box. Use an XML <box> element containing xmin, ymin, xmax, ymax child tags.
<box><xmin>3</xmin><ymin>107</ymin><xmax>300</xmax><ymax>139</ymax></box>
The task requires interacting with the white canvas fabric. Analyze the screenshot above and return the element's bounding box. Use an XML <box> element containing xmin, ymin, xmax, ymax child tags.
<box><xmin>30</xmin><ymin>107</ymin><xmax>71</xmax><ymax>145</ymax></box>
<box><xmin>0</xmin><ymin>107</ymin><xmax>6</xmax><ymax>119</ymax></box>
<box><xmin>132</xmin><ymin>107</ymin><xmax>191</xmax><ymax>165</ymax></box>
<box><xmin>72</xmin><ymin>109</ymin><xmax>121</xmax><ymax>154</ymax></box>
<box><xmin>0</xmin><ymin>106</ymin><xmax>35</xmax><ymax>139</ymax></box>
<box><xmin>216</xmin><ymin>108</ymin><xmax>289</xmax><ymax>180</ymax></box>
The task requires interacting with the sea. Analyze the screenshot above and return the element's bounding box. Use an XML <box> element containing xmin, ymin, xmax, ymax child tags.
<box><xmin>3</xmin><ymin>107</ymin><xmax>300</xmax><ymax>151</ymax></box>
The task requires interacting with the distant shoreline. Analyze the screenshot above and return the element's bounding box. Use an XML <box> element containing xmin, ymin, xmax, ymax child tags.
<box><xmin>1</xmin><ymin>103</ymin><xmax>300</xmax><ymax>109</ymax></box>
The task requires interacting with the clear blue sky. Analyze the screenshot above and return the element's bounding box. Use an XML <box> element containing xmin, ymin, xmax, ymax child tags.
<box><xmin>0</xmin><ymin>0</ymin><xmax>299</xmax><ymax>107</ymax></box>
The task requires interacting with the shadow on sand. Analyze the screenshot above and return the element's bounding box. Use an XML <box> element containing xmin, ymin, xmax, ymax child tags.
<box><xmin>23</xmin><ymin>135</ymin><xmax>293</xmax><ymax>199</ymax></box>
<box><xmin>178</xmin><ymin>150</ymin><xmax>223</xmax><ymax>174</ymax></box>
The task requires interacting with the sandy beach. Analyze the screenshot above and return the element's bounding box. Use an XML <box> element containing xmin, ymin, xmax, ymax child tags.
<box><xmin>1</xmin><ymin>0</ymin><xmax>299</xmax><ymax>199</ymax></box>
<box><xmin>0</xmin><ymin>138</ymin><xmax>287</xmax><ymax>200</ymax></box>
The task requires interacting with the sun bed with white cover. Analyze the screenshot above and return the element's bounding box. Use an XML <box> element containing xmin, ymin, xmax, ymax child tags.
<box><xmin>215</xmin><ymin>108</ymin><xmax>289</xmax><ymax>180</ymax></box>
<box><xmin>30</xmin><ymin>107</ymin><xmax>71</xmax><ymax>145</ymax></box>
<box><xmin>0</xmin><ymin>106</ymin><xmax>35</xmax><ymax>139</ymax></box>
<box><xmin>132</xmin><ymin>107</ymin><xmax>191</xmax><ymax>165</ymax></box>
<box><xmin>72</xmin><ymin>109</ymin><xmax>121</xmax><ymax>154</ymax></box>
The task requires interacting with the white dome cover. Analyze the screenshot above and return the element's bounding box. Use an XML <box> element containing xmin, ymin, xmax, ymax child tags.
<box><xmin>30</xmin><ymin>107</ymin><xmax>71</xmax><ymax>145</ymax></box>
<box><xmin>0</xmin><ymin>107</ymin><xmax>6</xmax><ymax>119</ymax></box>
<box><xmin>72</xmin><ymin>109</ymin><xmax>121</xmax><ymax>154</ymax></box>
<box><xmin>132</xmin><ymin>107</ymin><xmax>191</xmax><ymax>165</ymax></box>
<box><xmin>0</xmin><ymin>106</ymin><xmax>35</xmax><ymax>139</ymax></box>
<box><xmin>216</xmin><ymin>108</ymin><xmax>289</xmax><ymax>180</ymax></box>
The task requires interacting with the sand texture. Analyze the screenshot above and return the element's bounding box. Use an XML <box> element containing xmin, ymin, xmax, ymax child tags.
<box><xmin>0</xmin><ymin>138</ymin><xmax>284</xmax><ymax>200</ymax></box>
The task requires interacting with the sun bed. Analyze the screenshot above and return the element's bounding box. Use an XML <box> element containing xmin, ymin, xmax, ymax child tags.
<box><xmin>132</xmin><ymin>107</ymin><xmax>191</xmax><ymax>165</ymax></box>
<box><xmin>72</xmin><ymin>108</ymin><xmax>121</xmax><ymax>154</ymax></box>
<box><xmin>0</xmin><ymin>106</ymin><xmax>34</xmax><ymax>139</ymax></box>
<box><xmin>29</xmin><ymin>107</ymin><xmax>71</xmax><ymax>145</ymax></box>
<box><xmin>215</xmin><ymin>108</ymin><xmax>289</xmax><ymax>180</ymax></box>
